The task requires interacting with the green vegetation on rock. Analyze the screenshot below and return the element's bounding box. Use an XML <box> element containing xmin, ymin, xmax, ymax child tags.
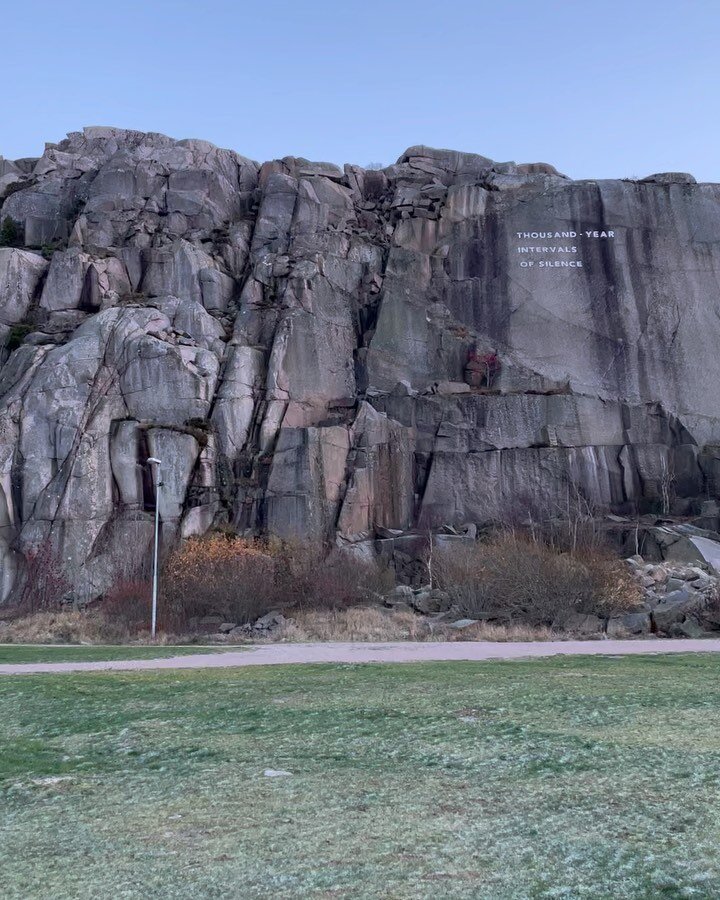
<box><xmin>4</xmin><ymin>322</ymin><xmax>33</xmax><ymax>352</ymax></box>
<box><xmin>0</xmin><ymin>216</ymin><xmax>23</xmax><ymax>248</ymax></box>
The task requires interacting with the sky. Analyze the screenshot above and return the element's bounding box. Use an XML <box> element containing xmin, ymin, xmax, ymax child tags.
<box><xmin>1</xmin><ymin>0</ymin><xmax>717</xmax><ymax>182</ymax></box>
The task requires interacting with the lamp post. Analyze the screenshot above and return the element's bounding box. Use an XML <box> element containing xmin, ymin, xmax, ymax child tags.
<box><xmin>147</xmin><ymin>457</ymin><xmax>162</xmax><ymax>640</ymax></box>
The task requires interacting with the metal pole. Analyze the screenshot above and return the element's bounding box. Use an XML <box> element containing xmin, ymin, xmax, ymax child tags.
<box><xmin>147</xmin><ymin>458</ymin><xmax>162</xmax><ymax>640</ymax></box>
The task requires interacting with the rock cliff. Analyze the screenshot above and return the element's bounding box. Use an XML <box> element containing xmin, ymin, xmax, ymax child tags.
<box><xmin>1</xmin><ymin>128</ymin><xmax>719</xmax><ymax>602</ymax></box>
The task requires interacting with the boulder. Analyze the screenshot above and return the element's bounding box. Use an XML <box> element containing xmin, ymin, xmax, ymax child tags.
<box><xmin>607</xmin><ymin>612</ymin><xmax>652</xmax><ymax>636</ymax></box>
<box><xmin>447</xmin><ymin>618</ymin><xmax>478</xmax><ymax>630</ymax></box>
<box><xmin>640</xmin><ymin>172</ymin><xmax>697</xmax><ymax>185</ymax></box>
<box><xmin>387</xmin><ymin>584</ymin><xmax>415</xmax><ymax>604</ymax></box>
<box><xmin>666</xmin><ymin>577</ymin><xmax>686</xmax><ymax>593</ymax></box>
<box><xmin>689</xmin><ymin>537</ymin><xmax>720</xmax><ymax>575</ymax></box>
<box><xmin>670</xmin><ymin>617</ymin><xmax>711</xmax><ymax>639</ymax></box>
<box><xmin>411</xmin><ymin>589</ymin><xmax>452</xmax><ymax>614</ymax></box>
<box><xmin>562</xmin><ymin>613</ymin><xmax>605</xmax><ymax>636</ymax></box>
<box><xmin>652</xmin><ymin>588</ymin><xmax>702</xmax><ymax>632</ymax></box>
<box><xmin>431</xmin><ymin>381</ymin><xmax>471</xmax><ymax>396</ymax></box>
<box><xmin>384</xmin><ymin>600</ymin><xmax>413</xmax><ymax>613</ymax></box>
<box><xmin>254</xmin><ymin>611</ymin><xmax>286</xmax><ymax>630</ymax></box>
<box><xmin>228</xmin><ymin>624</ymin><xmax>252</xmax><ymax>637</ymax></box>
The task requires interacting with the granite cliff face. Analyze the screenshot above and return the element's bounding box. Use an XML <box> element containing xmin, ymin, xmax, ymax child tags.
<box><xmin>1</xmin><ymin>128</ymin><xmax>719</xmax><ymax>602</ymax></box>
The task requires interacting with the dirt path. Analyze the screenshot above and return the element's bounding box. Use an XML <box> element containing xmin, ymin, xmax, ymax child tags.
<box><xmin>2</xmin><ymin>638</ymin><xmax>720</xmax><ymax>675</ymax></box>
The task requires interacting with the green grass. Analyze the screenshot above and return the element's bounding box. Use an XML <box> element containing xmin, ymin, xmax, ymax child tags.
<box><xmin>2</xmin><ymin>655</ymin><xmax>720</xmax><ymax>898</ymax></box>
<box><xmin>0</xmin><ymin>644</ymin><xmax>221</xmax><ymax>664</ymax></box>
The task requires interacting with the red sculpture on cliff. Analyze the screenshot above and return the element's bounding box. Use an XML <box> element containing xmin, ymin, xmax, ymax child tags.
<box><xmin>465</xmin><ymin>347</ymin><xmax>500</xmax><ymax>388</ymax></box>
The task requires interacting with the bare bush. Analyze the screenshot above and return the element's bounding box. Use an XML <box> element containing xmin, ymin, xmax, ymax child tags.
<box><xmin>161</xmin><ymin>535</ymin><xmax>393</xmax><ymax>630</ymax></box>
<box><xmin>82</xmin><ymin>535</ymin><xmax>395</xmax><ymax>637</ymax></box>
<box><xmin>16</xmin><ymin>538</ymin><xmax>71</xmax><ymax>614</ymax></box>
<box><xmin>490</xmin><ymin>482</ymin><xmax>609</xmax><ymax>554</ymax></box>
<box><xmin>161</xmin><ymin>534</ymin><xmax>277</xmax><ymax>629</ymax></box>
<box><xmin>99</xmin><ymin>579</ymin><xmax>152</xmax><ymax>639</ymax></box>
<box><xmin>273</xmin><ymin>540</ymin><xmax>395</xmax><ymax>611</ymax></box>
<box><xmin>435</xmin><ymin>533</ymin><xmax>640</xmax><ymax>627</ymax></box>
<box><xmin>277</xmin><ymin>607</ymin><xmax>429</xmax><ymax>642</ymax></box>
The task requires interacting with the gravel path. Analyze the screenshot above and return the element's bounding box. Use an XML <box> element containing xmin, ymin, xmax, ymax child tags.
<box><xmin>2</xmin><ymin>638</ymin><xmax>720</xmax><ymax>675</ymax></box>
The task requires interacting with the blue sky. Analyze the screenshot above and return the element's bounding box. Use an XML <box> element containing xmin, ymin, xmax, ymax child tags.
<box><xmin>2</xmin><ymin>0</ymin><xmax>717</xmax><ymax>181</ymax></box>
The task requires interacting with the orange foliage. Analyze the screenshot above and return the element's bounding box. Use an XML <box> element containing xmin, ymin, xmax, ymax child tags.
<box><xmin>162</xmin><ymin>534</ymin><xmax>277</xmax><ymax>628</ymax></box>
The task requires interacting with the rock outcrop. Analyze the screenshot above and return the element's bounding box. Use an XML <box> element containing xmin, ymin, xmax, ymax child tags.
<box><xmin>1</xmin><ymin>128</ymin><xmax>719</xmax><ymax>602</ymax></box>
<box><xmin>621</xmin><ymin>553</ymin><xmax>720</xmax><ymax>637</ymax></box>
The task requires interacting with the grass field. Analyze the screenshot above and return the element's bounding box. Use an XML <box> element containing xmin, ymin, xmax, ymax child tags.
<box><xmin>2</xmin><ymin>655</ymin><xmax>720</xmax><ymax>898</ymax></box>
<box><xmin>0</xmin><ymin>644</ymin><xmax>220</xmax><ymax>664</ymax></box>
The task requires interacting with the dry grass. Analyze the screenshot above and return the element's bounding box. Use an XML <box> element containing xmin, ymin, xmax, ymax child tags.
<box><xmin>442</xmin><ymin>621</ymin><xmax>559</xmax><ymax>642</ymax></box>
<box><xmin>0</xmin><ymin>605</ymin><xmax>577</xmax><ymax>646</ymax></box>
<box><xmin>233</xmin><ymin>608</ymin><xmax>559</xmax><ymax>644</ymax></box>
<box><xmin>0</xmin><ymin>610</ymin><xmax>120</xmax><ymax>644</ymax></box>
<box><xmin>272</xmin><ymin>607</ymin><xmax>431</xmax><ymax>642</ymax></box>
<box><xmin>0</xmin><ymin>610</ymin><xmax>186</xmax><ymax>646</ymax></box>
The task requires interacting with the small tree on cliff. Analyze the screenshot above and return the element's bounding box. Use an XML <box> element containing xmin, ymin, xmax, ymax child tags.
<box><xmin>0</xmin><ymin>217</ymin><xmax>23</xmax><ymax>248</ymax></box>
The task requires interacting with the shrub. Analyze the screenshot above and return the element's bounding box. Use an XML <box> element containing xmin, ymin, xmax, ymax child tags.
<box><xmin>5</xmin><ymin>323</ymin><xmax>33</xmax><ymax>351</ymax></box>
<box><xmin>91</xmin><ymin>535</ymin><xmax>394</xmax><ymax>637</ymax></box>
<box><xmin>0</xmin><ymin>216</ymin><xmax>22</xmax><ymax>247</ymax></box>
<box><xmin>490</xmin><ymin>485</ymin><xmax>607</xmax><ymax>555</ymax></box>
<box><xmin>100</xmin><ymin>579</ymin><xmax>152</xmax><ymax>636</ymax></box>
<box><xmin>40</xmin><ymin>242</ymin><xmax>60</xmax><ymax>260</ymax></box>
<box><xmin>161</xmin><ymin>534</ymin><xmax>278</xmax><ymax>629</ymax></box>
<box><xmin>434</xmin><ymin>533</ymin><xmax>640</xmax><ymax>627</ymax></box>
<box><xmin>465</xmin><ymin>347</ymin><xmax>501</xmax><ymax>388</ymax></box>
<box><xmin>16</xmin><ymin>539</ymin><xmax>71</xmax><ymax>614</ymax></box>
<box><xmin>272</xmin><ymin>540</ymin><xmax>394</xmax><ymax>611</ymax></box>
<box><xmin>149</xmin><ymin>535</ymin><xmax>395</xmax><ymax>633</ymax></box>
